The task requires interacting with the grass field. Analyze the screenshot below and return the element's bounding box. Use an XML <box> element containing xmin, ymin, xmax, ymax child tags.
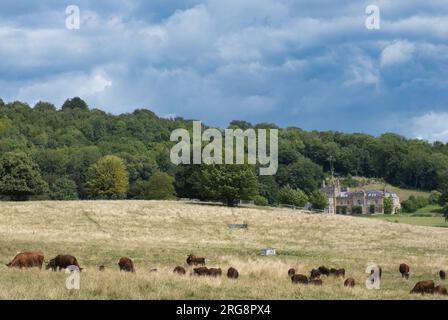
<box><xmin>359</xmin><ymin>214</ymin><xmax>448</xmax><ymax>228</ymax></box>
<box><xmin>0</xmin><ymin>201</ymin><xmax>447</xmax><ymax>300</ymax></box>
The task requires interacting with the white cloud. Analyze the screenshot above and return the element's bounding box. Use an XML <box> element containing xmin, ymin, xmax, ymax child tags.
<box><xmin>410</xmin><ymin>111</ymin><xmax>448</xmax><ymax>142</ymax></box>
<box><xmin>380</xmin><ymin>40</ymin><xmax>415</xmax><ymax>67</ymax></box>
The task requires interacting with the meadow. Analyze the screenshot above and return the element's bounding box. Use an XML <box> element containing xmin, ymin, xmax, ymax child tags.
<box><xmin>0</xmin><ymin>200</ymin><xmax>447</xmax><ymax>300</ymax></box>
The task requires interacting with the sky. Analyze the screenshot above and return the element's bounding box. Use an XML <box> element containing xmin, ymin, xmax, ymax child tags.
<box><xmin>0</xmin><ymin>0</ymin><xmax>448</xmax><ymax>141</ymax></box>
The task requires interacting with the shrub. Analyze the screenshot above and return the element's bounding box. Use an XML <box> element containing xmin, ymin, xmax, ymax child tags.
<box><xmin>279</xmin><ymin>186</ymin><xmax>308</xmax><ymax>207</ymax></box>
<box><xmin>309</xmin><ymin>190</ymin><xmax>328</xmax><ymax>210</ymax></box>
<box><xmin>253</xmin><ymin>195</ymin><xmax>269</xmax><ymax>206</ymax></box>
<box><xmin>352</xmin><ymin>206</ymin><xmax>363</xmax><ymax>214</ymax></box>
<box><xmin>50</xmin><ymin>177</ymin><xmax>78</xmax><ymax>200</ymax></box>
<box><xmin>383</xmin><ymin>197</ymin><xmax>393</xmax><ymax>214</ymax></box>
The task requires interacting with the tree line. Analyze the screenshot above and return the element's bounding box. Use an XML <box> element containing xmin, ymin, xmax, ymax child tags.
<box><xmin>1</xmin><ymin>97</ymin><xmax>448</xmax><ymax>215</ymax></box>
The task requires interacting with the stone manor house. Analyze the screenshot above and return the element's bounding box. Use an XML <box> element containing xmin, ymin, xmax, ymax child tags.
<box><xmin>321</xmin><ymin>179</ymin><xmax>401</xmax><ymax>215</ymax></box>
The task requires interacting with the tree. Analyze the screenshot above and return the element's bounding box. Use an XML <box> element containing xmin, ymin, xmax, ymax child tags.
<box><xmin>132</xmin><ymin>172</ymin><xmax>176</xmax><ymax>200</ymax></box>
<box><xmin>50</xmin><ymin>177</ymin><xmax>78</xmax><ymax>200</ymax></box>
<box><xmin>61</xmin><ymin>97</ymin><xmax>89</xmax><ymax>111</ymax></box>
<box><xmin>278</xmin><ymin>186</ymin><xmax>308</xmax><ymax>207</ymax></box>
<box><xmin>0</xmin><ymin>152</ymin><xmax>48</xmax><ymax>200</ymax></box>
<box><xmin>309</xmin><ymin>190</ymin><xmax>328</xmax><ymax>210</ymax></box>
<box><xmin>442</xmin><ymin>204</ymin><xmax>448</xmax><ymax>222</ymax></box>
<box><xmin>200</xmin><ymin>164</ymin><xmax>258</xmax><ymax>206</ymax></box>
<box><xmin>276</xmin><ymin>157</ymin><xmax>324</xmax><ymax>193</ymax></box>
<box><xmin>85</xmin><ymin>155</ymin><xmax>129</xmax><ymax>199</ymax></box>
<box><xmin>383</xmin><ymin>197</ymin><xmax>393</xmax><ymax>214</ymax></box>
<box><xmin>428</xmin><ymin>190</ymin><xmax>442</xmax><ymax>205</ymax></box>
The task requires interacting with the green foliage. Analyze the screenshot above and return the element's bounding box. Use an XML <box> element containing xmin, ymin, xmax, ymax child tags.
<box><xmin>352</xmin><ymin>206</ymin><xmax>363</xmax><ymax>214</ymax></box>
<box><xmin>428</xmin><ymin>190</ymin><xmax>442</xmax><ymax>205</ymax></box>
<box><xmin>201</xmin><ymin>164</ymin><xmax>258</xmax><ymax>206</ymax></box>
<box><xmin>438</xmin><ymin>190</ymin><xmax>448</xmax><ymax>206</ymax></box>
<box><xmin>308</xmin><ymin>190</ymin><xmax>328</xmax><ymax>210</ymax></box>
<box><xmin>383</xmin><ymin>197</ymin><xmax>393</xmax><ymax>214</ymax></box>
<box><xmin>369</xmin><ymin>204</ymin><xmax>375</xmax><ymax>214</ymax></box>
<box><xmin>50</xmin><ymin>177</ymin><xmax>78</xmax><ymax>200</ymax></box>
<box><xmin>257</xmin><ymin>175</ymin><xmax>280</xmax><ymax>205</ymax></box>
<box><xmin>132</xmin><ymin>172</ymin><xmax>176</xmax><ymax>200</ymax></box>
<box><xmin>0</xmin><ymin>152</ymin><xmax>48</xmax><ymax>200</ymax></box>
<box><xmin>401</xmin><ymin>195</ymin><xmax>428</xmax><ymax>213</ymax></box>
<box><xmin>442</xmin><ymin>204</ymin><xmax>448</xmax><ymax>221</ymax></box>
<box><xmin>276</xmin><ymin>157</ymin><xmax>324</xmax><ymax>193</ymax></box>
<box><xmin>85</xmin><ymin>155</ymin><xmax>129</xmax><ymax>199</ymax></box>
<box><xmin>61</xmin><ymin>97</ymin><xmax>89</xmax><ymax>111</ymax></box>
<box><xmin>278</xmin><ymin>186</ymin><xmax>308</xmax><ymax>207</ymax></box>
<box><xmin>253</xmin><ymin>195</ymin><xmax>269</xmax><ymax>206</ymax></box>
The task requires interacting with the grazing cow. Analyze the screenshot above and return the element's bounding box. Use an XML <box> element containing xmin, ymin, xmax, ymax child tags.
<box><xmin>318</xmin><ymin>266</ymin><xmax>330</xmax><ymax>276</ymax></box>
<box><xmin>99</xmin><ymin>265</ymin><xmax>105</xmax><ymax>271</ymax></box>
<box><xmin>310</xmin><ymin>269</ymin><xmax>321</xmax><ymax>280</ymax></box>
<box><xmin>291</xmin><ymin>274</ymin><xmax>308</xmax><ymax>284</ymax></box>
<box><xmin>6</xmin><ymin>251</ymin><xmax>44</xmax><ymax>269</ymax></box>
<box><xmin>227</xmin><ymin>267</ymin><xmax>239</xmax><ymax>279</ymax></box>
<box><xmin>439</xmin><ymin>270</ymin><xmax>446</xmax><ymax>280</ymax></box>
<box><xmin>309</xmin><ymin>279</ymin><xmax>323</xmax><ymax>286</ymax></box>
<box><xmin>186</xmin><ymin>254</ymin><xmax>205</xmax><ymax>266</ymax></box>
<box><xmin>193</xmin><ymin>267</ymin><xmax>209</xmax><ymax>276</ymax></box>
<box><xmin>46</xmin><ymin>255</ymin><xmax>81</xmax><ymax>271</ymax></box>
<box><xmin>208</xmin><ymin>268</ymin><xmax>222</xmax><ymax>277</ymax></box>
<box><xmin>173</xmin><ymin>266</ymin><xmax>186</xmax><ymax>275</ymax></box>
<box><xmin>330</xmin><ymin>268</ymin><xmax>345</xmax><ymax>278</ymax></box>
<box><xmin>399</xmin><ymin>263</ymin><xmax>410</xmax><ymax>279</ymax></box>
<box><xmin>434</xmin><ymin>285</ymin><xmax>447</xmax><ymax>295</ymax></box>
<box><xmin>344</xmin><ymin>278</ymin><xmax>355</xmax><ymax>287</ymax></box>
<box><xmin>118</xmin><ymin>257</ymin><xmax>135</xmax><ymax>272</ymax></box>
<box><xmin>288</xmin><ymin>268</ymin><xmax>296</xmax><ymax>277</ymax></box>
<box><xmin>410</xmin><ymin>280</ymin><xmax>435</xmax><ymax>294</ymax></box>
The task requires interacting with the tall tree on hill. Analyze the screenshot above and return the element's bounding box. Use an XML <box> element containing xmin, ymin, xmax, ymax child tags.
<box><xmin>85</xmin><ymin>155</ymin><xmax>129</xmax><ymax>199</ymax></box>
<box><xmin>0</xmin><ymin>152</ymin><xmax>48</xmax><ymax>201</ymax></box>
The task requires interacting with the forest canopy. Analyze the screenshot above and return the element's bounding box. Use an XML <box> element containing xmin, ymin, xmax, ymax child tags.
<box><xmin>1</xmin><ymin>97</ymin><xmax>448</xmax><ymax>204</ymax></box>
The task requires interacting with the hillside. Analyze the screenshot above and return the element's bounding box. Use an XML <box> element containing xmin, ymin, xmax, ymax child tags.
<box><xmin>0</xmin><ymin>201</ymin><xmax>447</xmax><ymax>300</ymax></box>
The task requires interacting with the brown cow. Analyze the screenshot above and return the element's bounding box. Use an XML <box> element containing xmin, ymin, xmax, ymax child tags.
<box><xmin>309</xmin><ymin>279</ymin><xmax>323</xmax><ymax>286</ymax></box>
<box><xmin>344</xmin><ymin>278</ymin><xmax>355</xmax><ymax>287</ymax></box>
<box><xmin>227</xmin><ymin>267</ymin><xmax>239</xmax><ymax>279</ymax></box>
<box><xmin>291</xmin><ymin>274</ymin><xmax>308</xmax><ymax>284</ymax></box>
<box><xmin>288</xmin><ymin>268</ymin><xmax>296</xmax><ymax>277</ymax></box>
<box><xmin>99</xmin><ymin>265</ymin><xmax>106</xmax><ymax>271</ymax></box>
<box><xmin>46</xmin><ymin>255</ymin><xmax>81</xmax><ymax>271</ymax></box>
<box><xmin>410</xmin><ymin>280</ymin><xmax>435</xmax><ymax>294</ymax></box>
<box><xmin>208</xmin><ymin>268</ymin><xmax>222</xmax><ymax>277</ymax></box>
<box><xmin>310</xmin><ymin>269</ymin><xmax>321</xmax><ymax>280</ymax></box>
<box><xmin>118</xmin><ymin>257</ymin><xmax>135</xmax><ymax>272</ymax></box>
<box><xmin>434</xmin><ymin>285</ymin><xmax>447</xmax><ymax>295</ymax></box>
<box><xmin>6</xmin><ymin>251</ymin><xmax>44</xmax><ymax>269</ymax></box>
<box><xmin>439</xmin><ymin>270</ymin><xmax>446</xmax><ymax>280</ymax></box>
<box><xmin>186</xmin><ymin>254</ymin><xmax>205</xmax><ymax>266</ymax></box>
<box><xmin>173</xmin><ymin>266</ymin><xmax>186</xmax><ymax>275</ymax></box>
<box><xmin>193</xmin><ymin>267</ymin><xmax>209</xmax><ymax>276</ymax></box>
<box><xmin>399</xmin><ymin>263</ymin><xmax>410</xmax><ymax>279</ymax></box>
<box><xmin>318</xmin><ymin>266</ymin><xmax>330</xmax><ymax>276</ymax></box>
<box><xmin>330</xmin><ymin>268</ymin><xmax>345</xmax><ymax>278</ymax></box>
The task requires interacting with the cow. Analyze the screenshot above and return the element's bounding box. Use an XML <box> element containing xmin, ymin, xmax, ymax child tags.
<box><xmin>186</xmin><ymin>254</ymin><xmax>205</xmax><ymax>266</ymax></box>
<box><xmin>309</xmin><ymin>279</ymin><xmax>323</xmax><ymax>286</ymax></box>
<box><xmin>6</xmin><ymin>251</ymin><xmax>44</xmax><ymax>269</ymax></box>
<box><xmin>227</xmin><ymin>267</ymin><xmax>239</xmax><ymax>279</ymax></box>
<box><xmin>46</xmin><ymin>255</ymin><xmax>81</xmax><ymax>271</ymax></box>
<box><xmin>439</xmin><ymin>270</ymin><xmax>446</xmax><ymax>280</ymax></box>
<box><xmin>99</xmin><ymin>265</ymin><xmax>105</xmax><ymax>271</ymax></box>
<box><xmin>288</xmin><ymin>268</ymin><xmax>296</xmax><ymax>277</ymax></box>
<box><xmin>434</xmin><ymin>285</ymin><xmax>447</xmax><ymax>295</ymax></box>
<box><xmin>118</xmin><ymin>257</ymin><xmax>135</xmax><ymax>272</ymax></box>
<box><xmin>344</xmin><ymin>278</ymin><xmax>355</xmax><ymax>287</ymax></box>
<box><xmin>318</xmin><ymin>266</ymin><xmax>330</xmax><ymax>276</ymax></box>
<box><xmin>173</xmin><ymin>266</ymin><xmax>186</xmax><ymax>275</ymax></box>
<box><xmin>399</xmin><ymin>263</ymin><xmax>410</xmax><ymax>279</ymax></box>
<box><xmin>193</xmin><ymin>267</ymin><xmax>209</xmax><ymax>276</ymax></box>
<box><xmin>310</xmin><ymin>269</ymin><xmax>321</xmax><ymax>280</ymax></box>
<box><xmin>208</xmin><ymin>268</ymin><xmax>222</xmax><ymax>277</ymax></box>
<box><xmin>410</xmin><ymin>280</ymin><xmax>435</xmax><ymax>294</ymax></box>
<box><xmin>330</xmin><ymin>268</ymin><xmax>345</xmax><ymax>278</ymax></box>
<box><xmin>291</xmin><ymin>274</ymin><xmax>308</xmax><ymax>284</ymax></box>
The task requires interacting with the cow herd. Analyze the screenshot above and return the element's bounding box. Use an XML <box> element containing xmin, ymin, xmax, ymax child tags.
<box><xmin>4</xmin><ymin>251</ymin><xmax>448</xmax><ymax>297</ymax></box>
<box><xmin>288</xmin><ymin>262</ymin><xmax>447</xmax><ymax>295</ymax></box>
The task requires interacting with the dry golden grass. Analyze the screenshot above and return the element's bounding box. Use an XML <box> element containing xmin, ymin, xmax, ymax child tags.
<box><xmin>0</xmin><ymin>200</ymin><xmax>447</xmax><ymax>300</ymax></box>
